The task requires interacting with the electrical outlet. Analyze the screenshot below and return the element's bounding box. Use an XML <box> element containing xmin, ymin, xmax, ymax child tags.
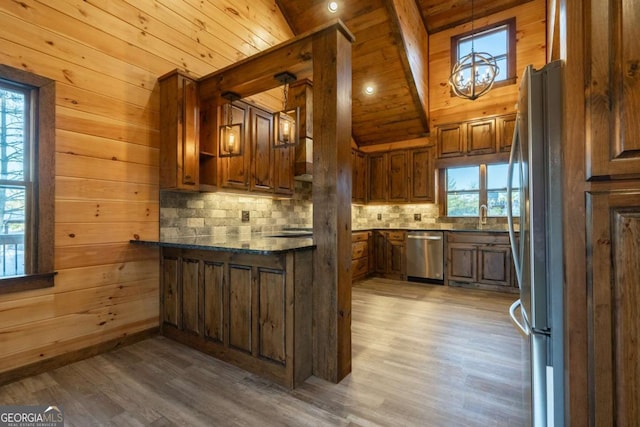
<box><xmin>414</xmin><ymin>213</ymin><xmax>421</xmax><ymax>221</ymax></box>
<box><xmin>377</xmin><ymin>213</ymin><xmax>382</xmax><ymax>220</ymax></box>
<box><xmin>241</xmin><ymin>211</ymin><xmax>250</xmax><ymax>222</ymax></box>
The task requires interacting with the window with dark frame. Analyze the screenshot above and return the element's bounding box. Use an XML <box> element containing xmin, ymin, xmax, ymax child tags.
<box><xmin>0</xmin><ymin>65</ymin><xmax>55</xmax><ymax>294</ymax></box>
<box><xmin>450</xmin><ymin>18</ymin><xmax>517</xmax><ymax>91</ymax></box>
<box><xmin>444</xmin><ymin>162</ymin><xmax>519</xmax><ymax>217</ymax></box>
<box><xmin>0</xmin><ymin>81</ymin><xmax>30</xmax><ymax>277</ymax></box>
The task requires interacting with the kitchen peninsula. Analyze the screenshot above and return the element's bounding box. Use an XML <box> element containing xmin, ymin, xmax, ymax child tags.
<box><xmin>132</xmin><ymin>234</ymin><xmax>314</xmax><ymax>389</ymax></box>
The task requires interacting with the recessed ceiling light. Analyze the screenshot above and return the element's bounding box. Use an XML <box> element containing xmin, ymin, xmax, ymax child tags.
<box><xmin>328</xmin><ymin>2</ymin><xmax>338</xmax><ymax>13</ymax></box>
<box><xmin>364</xmin><ymin>85</ymin><xmax>375</xmax><ymax>95</ymax></box>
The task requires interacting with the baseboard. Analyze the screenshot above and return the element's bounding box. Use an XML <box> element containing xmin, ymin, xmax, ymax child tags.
<box><xmin>0</xmin><ymin>327</ymin><xmax>159</xmax><ymax>386</ymax></box>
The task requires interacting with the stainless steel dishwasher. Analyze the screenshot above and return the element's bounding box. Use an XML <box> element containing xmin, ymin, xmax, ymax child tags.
<box><xmin>406</xmin><ymin>231</ymin><xmax>444</xmax><ymax>283</ymax></box>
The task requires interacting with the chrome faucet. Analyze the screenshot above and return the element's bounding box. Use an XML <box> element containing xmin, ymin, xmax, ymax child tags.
<box><xmin>479</xmin><ymin>204</ymin><xmax>488</xmax><ymax>226</ymax></box>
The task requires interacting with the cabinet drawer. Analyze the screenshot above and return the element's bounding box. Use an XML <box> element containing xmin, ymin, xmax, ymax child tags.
<box><xmin>352</xmin><ymin>241</ymin><xmax>368</xmax><ymax>259</ymax></box>
<box><xmin>352</xmin><ymin>231</ymin><xmax>370</xmax><ymax>243</ymax></box>
<box><xmin>385</xmin><ymin>230</ymin><xmax>406</xmax><ymax>241</ymax></box>
<box><xmin>352</xmin><ymin>257</ymin><xmax>369</xmax><ymax>278</ymax></box>
<box><xmin>447</xmin><ymin>231</ymin><xmax>510</xmax><ymax>245</ymax></box>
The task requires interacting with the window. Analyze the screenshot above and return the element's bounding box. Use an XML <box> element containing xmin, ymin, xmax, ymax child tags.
<box><xmin>0</xmin><ymin>84</ymin><xmax>29</xmax><ymax>276</ymax></box>
<box><xmin>0</xmin><ymin>65</ymin><xmax>55</xmax><ymax>294</ymax></box>
<box><xmin>451</xmin><ymin>18</ymin><xmax>516</xmax><ymax>88</ymax></box>
<box><xmin>444</xmin><ymin>162</ymin><xmax>519</xmax><ymax>217</ymax></box>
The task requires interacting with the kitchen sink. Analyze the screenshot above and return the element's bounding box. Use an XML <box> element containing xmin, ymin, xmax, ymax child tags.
<box><xmin>268</xmin><ymin>233</ymin><xmax>313</xmax><ymax>238</ymax></box>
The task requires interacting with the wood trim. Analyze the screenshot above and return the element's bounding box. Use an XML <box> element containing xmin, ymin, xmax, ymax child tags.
<box><xmin>561</xmin><ymin>0</ymin><xmax>589</xmax><ymax>425</ymax></box>
<box><xmin>0</xmin><ymin>328</ymin><xmax>158</xmax><ymax>386</ymax></box>
<box><xmin>435</xmin><ymin>152</ymin><xmax>510</xmax><ymax>168</ymax></box>
<box><xmin>0</xmin><ymin>64</ymin><xmax>56</xmax><ymax>289</ymax></box>
<box><xmin>0</xmin><ymin>272</ymin><xmax>56</xmax><ymax>295</ymax></box>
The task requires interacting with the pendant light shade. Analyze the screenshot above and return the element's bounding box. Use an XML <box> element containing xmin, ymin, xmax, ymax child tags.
<box><xmin>448</xmin><ymin>0</ymin><xmax>499</xmax><ymax>101</ymax></box>
<box><xmin>219</xmin><ymin>91</ymin><xmax>243</xmax><ymax>157</ymax></box>
<box><xmin>273</xmin><ymin>72</ymin><xmax>299</xmax><ymax>147</ymax></box>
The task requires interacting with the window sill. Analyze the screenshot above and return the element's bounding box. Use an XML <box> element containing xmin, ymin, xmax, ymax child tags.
<box><xmin>0</xmin><ymin>272</ymin><xmax>57</xmax><ymax>295</ymax></box>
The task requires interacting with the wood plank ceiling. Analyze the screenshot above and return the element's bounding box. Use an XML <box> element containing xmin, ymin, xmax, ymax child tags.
<box><xmin>275</xmin><ymin>0</ymin><xmax>533</xmax><ymax>147</ymax></box>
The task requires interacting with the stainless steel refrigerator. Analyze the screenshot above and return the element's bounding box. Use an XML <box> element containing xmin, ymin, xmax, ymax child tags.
<box><xmin>507</xmin><ymin>60</ymin><xmax>564</xmax><ymax>427</ymax></box>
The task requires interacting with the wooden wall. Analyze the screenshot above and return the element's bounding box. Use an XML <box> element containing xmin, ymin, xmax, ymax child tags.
<box><xmin>428</xmin><ymin>0</ymin><xmax>546</xmax><ymax>126</ymax></box>
<box><xmin>0</xmin><ymin>0</ymin><xmax>293</xmax><ymax>376</ymax></box>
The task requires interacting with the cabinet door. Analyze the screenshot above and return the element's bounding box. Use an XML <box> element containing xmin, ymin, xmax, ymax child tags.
<box><xmin>467</xmin><ymin>118</ymin><xmax>495</xmax><ymax>155</ymax></box>
<box><xmin>374</xmin><ymin>232</ymin><xmax>387</xmax><ymax>273</ymax></box>
<box><xmin>219</xmin><ymin>104</ymin><xmax>249</xmax><ymax>190</ymax></box>
<box><xmin>368</xmin><ymin>153</ymin><xmax>388</xmax><ymax>202</ymax></box>
<box><xmin>203</xmin><ymin>261</ymin><xmax>225</xmax><ymax>343</ymax></box>
<box><xmin>181</xmin><ymin>258</ymin><xmax>201</xmax><ymax>335</ymax></box>
<box><xmin>388</xmin><ymin>151</ymin><xmax>408</xmax><ymax>202</ymax></box>
<box><xmin>250</xmin><ymin>107</ymin><xmax>274</xmax><ymax>193</ymax></box>
<box><xmin>352</xmin><ymin>150</ymin><xmax>367</xmax><ymax>203</ymax></box>
<box><xmin>274</xmin><ymin>145</ymin><xmax>295</xmax><ymax>195</ymax></box>
<box><xmin>409</xmin><ymin>147</ymin><xmax>434</xmax><ymax>202</ymax></box>
<box><xmin>162</xmin><ymin>253</ymin><xmax>180</xmax><ymax>328</ymax></box>
<box><xmin>447</xmin><ymin>243</ymin><xmax>477</xmax><ymax>282</ymax></box>
<box><xmin>587</xmin><ymin>0</ymin><xmax>640</xmax><ymax>179</ymax></box>
<box><xmin>228</xmin><ymin>265</ymin><xmax>253</xmax><ymax>353</ymax></box>
<box><xmin>387</xmin><ymin>238</ymin><xmax>406</xmax><ymax>278</ymax></box>
<box><xmin>477</xmin><ymin>245</ymin><xmax>512</xmax><ymax>287</ymax></box>
<box><xmin>496</xmin><ymin>114</ymin><xmax>517</xmax><ymax>153</ymax></box>
<box><xmin>258</xmin><ymin>268</ymin><xmax>286</xmax><ymax>364</ymax></box>
<box><xmin>587</xmin><ymin>191</ymin><xmax>640</xmax><ymax>425</ymax></box>
<box><xmin>437</xmin><ymin>123</ymin><xmax>464</xmax><ymax>158</ymax></box>
<box><xmin>159</xmin><ymin>72</ymin><xmax>199</xmax><ymax>191</ymax></box>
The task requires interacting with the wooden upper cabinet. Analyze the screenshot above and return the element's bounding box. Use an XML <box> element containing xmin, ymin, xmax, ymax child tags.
<box><xmin>587</xmin><ymin>0</ymin><xmax>640</xmax><ymax>179</ymax></box>
<box><xmin>467</xmin><ymin>118</ymin><xmax>496</xmax><ymax>155</ymax></box>
<box><xmin>250</xmin><ymin>107</ymin><xmax>274</xmax><ymax>193</ymax></box>
<box><xmin>219</xmin><ymin>103</ymin><xmax>249</xmax><ymax>191</ymax></box>
<box><xmin>496</xmin><ymin>114</ymin><xmax>517</xmax><ymax>153</ymax></box>
<box><xmin>360</xmin><ymin>147</ymin><xmax>434</xmax><ymax>204</ymax></box>
<box><xmin>274</xmin><ymin>145</ymin><xmax>295</xmax><ymax>195</ymax></box>
<box><xmin>409</xmin><ymin>146</ymin><xmax>435</xmax><ymax>202</ymax></box>
<box><xmin>368</xmin><ymin>152</ymin><xmax>388</xmax><ymax>202</ymax></box>
<box><xmin>352</xmin><ymin>149</ymin><xmax>367</xmax><ymax>204</ymax></box>
<box><xmin>388</xmin><ymin>151</ymin><xmax>409</xmax><ymax>202</ymax></box>
<box><xmin>437</xmin><ymin>123</ymin><xmax>464</xmax><ymax>158</ymax></box>
<box><xmin>436</xmin><ymin>114</ymin><xmax>514</xmax><ymax>161</ymax></box>
<box><xmin>159</xmin><ymin>70</ymin><xmax>199</xmax><ymax>191</ymax></box>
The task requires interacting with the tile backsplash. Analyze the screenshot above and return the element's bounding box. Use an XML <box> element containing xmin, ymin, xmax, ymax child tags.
<box><xmin>160</xmin><ymin>181</ymin><xmax>313</xmax><ymax>239</ymax></box>
<box><xmin>160</xmin><ymin>183</ymin><xmax>506</xmax><ymax>238</ymax></box>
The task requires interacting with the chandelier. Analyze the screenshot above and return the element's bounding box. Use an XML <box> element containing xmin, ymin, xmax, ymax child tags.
<box><xmin>448</xmin><ymin>0</ymin><xmax>499</xmax><ymax>100</ymax></box>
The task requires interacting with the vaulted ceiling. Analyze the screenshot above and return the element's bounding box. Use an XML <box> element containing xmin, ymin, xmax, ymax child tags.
<box><xmin>275</xmin><ymin>0</ymin><xmax>533</xmax><ymax>147</ymax></box>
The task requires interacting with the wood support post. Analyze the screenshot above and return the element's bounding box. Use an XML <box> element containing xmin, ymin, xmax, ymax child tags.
<box><xmin>312</xmin><ymin>26</ymin><xmax>353</xmax><ymax>383</ymax></box>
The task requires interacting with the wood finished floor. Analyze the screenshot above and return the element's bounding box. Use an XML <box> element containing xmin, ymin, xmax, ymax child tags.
<box><xmin>0</xmin><ymin>278</ymin><xmax>530</xmax><ymax>426</ymax></box>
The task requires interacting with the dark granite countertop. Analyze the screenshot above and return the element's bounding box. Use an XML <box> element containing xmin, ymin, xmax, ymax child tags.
<box><xmin>131</xmin><ymin>234</ymin><xmax>315</xmax><ymax>255</ymax></box>
<box><xmin>352</xmin><ymin>225</ymin><xmax>514</xmax><ymax>233</ymax></box>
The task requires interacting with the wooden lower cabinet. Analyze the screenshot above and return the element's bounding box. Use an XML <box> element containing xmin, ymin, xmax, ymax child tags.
<box><xmin>160</xmin><ymin>247</ymin><xmax>313</xmax><ymax>388</ymax></box>
<box><xmin>374</xmin><ymin>230</ymin><xmax>406</xmax><ymax>280</ymax></box>
<box><xmin>446</xmin><ymin>232</ymin><xmax>517</xmax><ymax>292</ymax></box>
<box><xmin>587</xmin><ymin>190</ymin><xmax>640</xmax><ymax>424</ymax></box>
<box><xmin>351</xmin><ymin>231</ymin><xmax>373</xmax><ymax>281</ymax></box>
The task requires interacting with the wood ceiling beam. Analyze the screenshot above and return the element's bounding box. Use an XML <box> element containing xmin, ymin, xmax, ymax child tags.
<box><xmin>386</xmin><ymin>0</ymin><xmax>430</xmax><ymax>136</ymax></box>
<box><xmin>198</xmin><ymin>20</ymin><xmax>354</xmax><ymax>102</ymax></box>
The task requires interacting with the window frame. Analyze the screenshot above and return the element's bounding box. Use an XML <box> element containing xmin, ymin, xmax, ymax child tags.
<box><xmin>450</xmin><ymin>18</ymin><xmax>517</xmax><ymax>93</ymax></box>
<box><xmin>439</xmin><ymin>161</ymin><xmax>517</xmax><ymax>218</ymax></box>
<box><xmin>0</xmin><ymin>64</ymin><xmax>55</xmax><ymax>294</ymax></box>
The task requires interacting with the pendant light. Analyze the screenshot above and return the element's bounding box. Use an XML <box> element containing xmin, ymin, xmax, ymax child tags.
<box><xmin>448</xmin><ymin>0</ymin><xmax>499</xmax><ymax>100</ymax></box>
<box><xmin>273</xmin><ymin>71</ymin><xmax>300</xmax><ymax>148</ymax></box>
<box><xmin>219</xmin><ymin>91</ymin><xmax>242</xmax><ymax>157</ymax></box>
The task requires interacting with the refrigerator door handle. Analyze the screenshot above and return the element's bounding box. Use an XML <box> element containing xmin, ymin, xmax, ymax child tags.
<box><xmin>507</xmin><ymin>117</ymin><xmax>522</xmax><ymax>288</ymax></box>
<box><xmin>509</xmin><ymin>299</ymin><xmax>530</xmax><ymax>337</ymax></box>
